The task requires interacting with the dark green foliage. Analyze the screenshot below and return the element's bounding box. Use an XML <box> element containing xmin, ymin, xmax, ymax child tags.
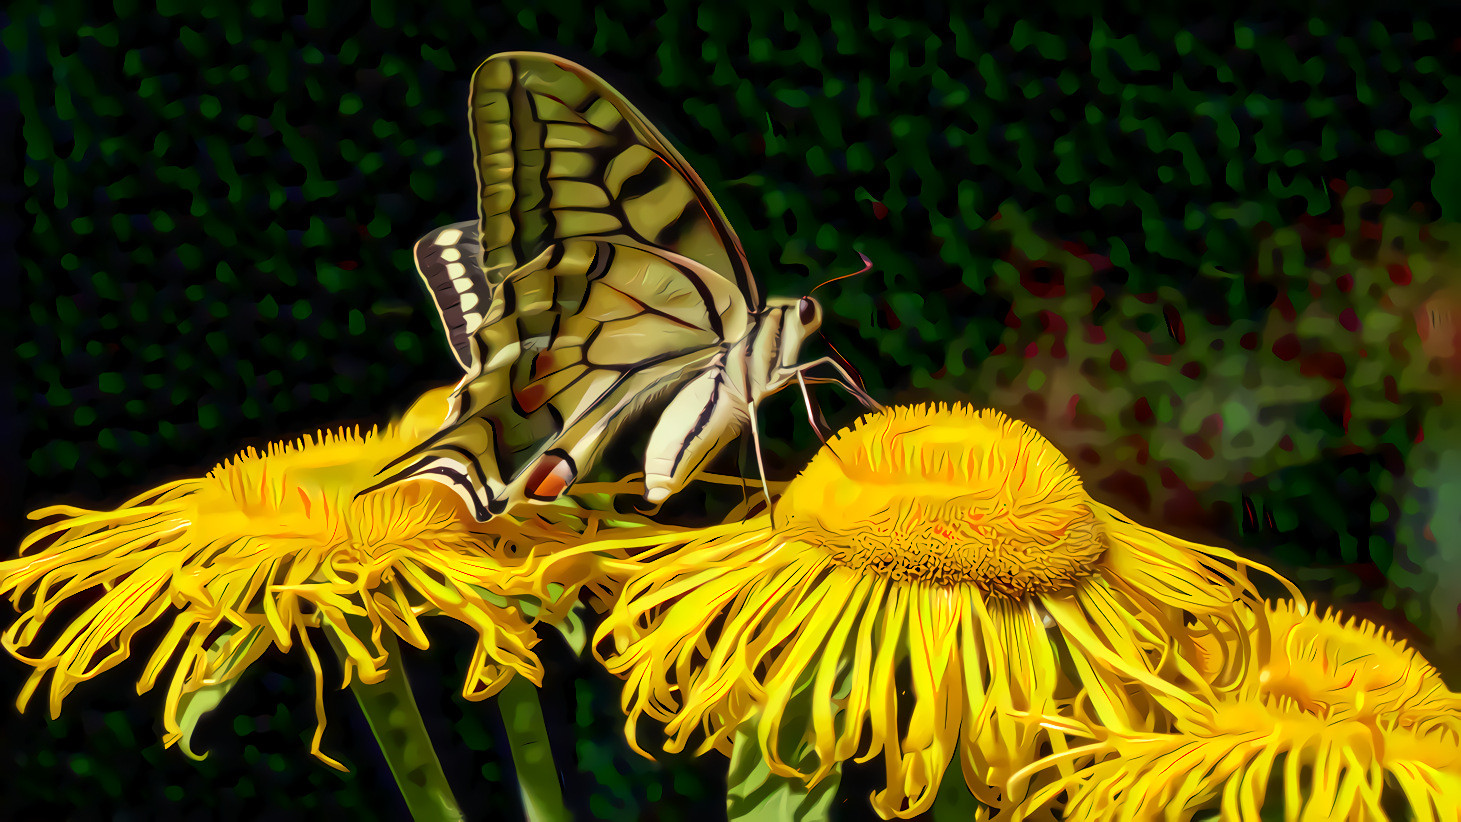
<box><xmin>6</xmin><ymin>1</ymin><xmax>1460</xmax><ymax>819</ymax></box>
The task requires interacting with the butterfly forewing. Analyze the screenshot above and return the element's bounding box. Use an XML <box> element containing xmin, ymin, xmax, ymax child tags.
<box><xmin>468</xmin><ymin>52</ymin><xmax>758</xmax><ymax>304</ymax></box>
<box><xmin>375</xmin><ymin>52</ymin><xmax>807</xmax><ymax>520</ymax></box>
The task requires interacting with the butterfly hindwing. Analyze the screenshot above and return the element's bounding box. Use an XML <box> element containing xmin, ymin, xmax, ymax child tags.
<box><xmin>413</xmin><ymin>220</ymin><xmax>492</xmax><ymax>370</ymax></box>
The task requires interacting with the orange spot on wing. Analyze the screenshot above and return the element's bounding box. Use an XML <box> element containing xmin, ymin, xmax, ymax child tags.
<box><xmin>526</xmin><ymin>456</ymin><xmax>576</xmax><ymax>500</ymax></box>
<box><xmin>517</xmin><ymin>383</ymin><xmax>550</xmax><ymax>413</ymax></box>
<box><xmin>531</xmin><ymin>350</ymin><xmax>555</xmax><ymax>380</ymax></box>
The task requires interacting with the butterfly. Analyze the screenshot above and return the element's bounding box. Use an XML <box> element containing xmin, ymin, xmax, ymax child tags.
<box><xmin>369</xmin><ymin>52</ymin><xmax>879</xmax><ymax>521</ymax></box>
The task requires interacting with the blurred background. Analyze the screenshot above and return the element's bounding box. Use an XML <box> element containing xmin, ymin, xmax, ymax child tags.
<box><xmin>5</xmin><ymin>2</ymin><xmax>1460</xmax><ymax>819</ymax></box>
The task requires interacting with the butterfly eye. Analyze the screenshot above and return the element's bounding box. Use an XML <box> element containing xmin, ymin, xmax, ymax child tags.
<box><xmin>798</xmin><ymin>297</ymin><xmax>819</xmax><ymax>326</ymax></box>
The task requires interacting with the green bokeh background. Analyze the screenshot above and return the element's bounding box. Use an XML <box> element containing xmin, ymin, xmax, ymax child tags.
<box><xmin>6</xmin><ymin>2</ymin><xmax>1461</xmax><ymax>819</ymax></box>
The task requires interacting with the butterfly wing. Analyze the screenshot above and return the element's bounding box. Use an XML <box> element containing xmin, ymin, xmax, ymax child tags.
<box><xmin>376</xmin><ymin>53</ymin><xmax>760</xmax><ymax>518</ymax></box>
<box><xmin>468</xmin><ymin>51</ymin><xmax>759</xmax><ymax>305</ymax></box>
<box><xmin>412</xmin><ymin>220</ymin><xmax>490</xmax><ymax>370</ymax></box>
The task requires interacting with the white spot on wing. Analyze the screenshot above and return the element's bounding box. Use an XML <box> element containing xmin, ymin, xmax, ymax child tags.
<box><xmin>436</xmin><ymin>229</ymin><xmax>463</xmax><ymax>246</ymax></box>
<box><xmin>441</xmin><ymin>248</ymin><xmax>461</xmax><ymax>262</ymax></box>
<box><xmin>446</xmin><ymin>263</ymin><xmax>466</xmax><ymax>277</ymax></box>
<box><xmin>463</xmin><ymin>312</ymin><xmax>483</xmax><ymax>333</ymax></box>
<box><xmin>461</xmin><ymin>292</ymin><xmax>479</xmax><ymax>311</ymax></box>
<box><xmin>454</xmin><ymin>277</ymin><xmax>472</xmax><ymax>293</ymax></box>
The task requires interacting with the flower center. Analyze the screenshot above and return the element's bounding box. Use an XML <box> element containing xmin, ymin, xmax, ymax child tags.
<box><xmin>776</xmin><ymin>404</ymin><xmax>1106</xmax><ymax>595</ymax></box>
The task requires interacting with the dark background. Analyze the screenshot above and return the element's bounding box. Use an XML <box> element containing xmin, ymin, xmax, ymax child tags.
<box><xmin>5</xmin><ymin>2</ymin><xmax>1461</xmax><ymax>819</ymax></box>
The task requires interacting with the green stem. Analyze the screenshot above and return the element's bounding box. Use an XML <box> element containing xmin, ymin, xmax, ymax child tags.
<box><xmin>496</xmin><ymin>674</ymin><xmax>571</xmax><ymax>822</ymax></box>
<box><xmin>323</xmin><ymin>618</ymin><xmax>464</xmax><ymax>822</ymax></box>
<box><xmin>726</xmin><ymin>726</ymin><xmax>839</xmax><ymax>822</ymax></box>
<box><xmin>929</xmin><ymin>759</ymin><xmax>982</xmax><ymax>821</ymax></box>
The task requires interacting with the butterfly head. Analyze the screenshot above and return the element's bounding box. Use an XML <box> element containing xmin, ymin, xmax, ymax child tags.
<box><xmin>765</xmin><ymin>296</ymin><xmax>824</xmax><ymax>368</ymax></box>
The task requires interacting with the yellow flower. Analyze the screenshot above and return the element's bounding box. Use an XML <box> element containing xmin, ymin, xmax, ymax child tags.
<box><xmin>1015</xmin><ymin>599</ymin><xmax>1461</xmax><ymax>821</ymax></box>
<box><xmin>523</xmin><ymin>404</ymin><xmax>1299</xmax><ymax>818</ymax></box>
<box><xmin>1</xmin><ymin>386</ymin><xmax>614</xmax><ymax>769</ymax></box>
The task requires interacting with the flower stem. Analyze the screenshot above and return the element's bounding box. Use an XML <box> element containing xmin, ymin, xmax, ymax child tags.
<box><xmin>496</xmin><ymin>675</ymin><xmax>572</xmax><ymax>822</ymax></box>
<box><xmin>930</xmin><ymin>760</ymin><xmax>982</xmax><ymax>821</ymax></box>
<box><xmin>323</xmin><ymin>619</ymin><xmax>464</xmax><ymax>822</ymax></box>
<box><xmin>726</xmin><ymin>727</ymin><xmax>839</xmax><ymax>821</ymax></box>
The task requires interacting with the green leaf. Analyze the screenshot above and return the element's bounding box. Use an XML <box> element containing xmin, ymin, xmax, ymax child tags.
<box><xmin>175</xmin><ymin>624</ymin><xmax>266</xmax><ymax>760</ymax></box>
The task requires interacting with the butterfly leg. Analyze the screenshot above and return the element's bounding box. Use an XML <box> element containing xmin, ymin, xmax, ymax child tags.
<box><xmin>796</xmin><ymin>370</ymin><xmax>828</xmax><ymax>443</ymax></box>
<box><xmin>787</xmin><ymin>356</ymin><xmax>885</xmax><ymax>411</ymax></box>
<box><xmin>746</xmin><ymin>397</ymin><xmax>775</xmax><ymax>525</ymax></box>
<box><xmin>642</xmin><ymin>367</ymin><xmax>744</xmax><ymax>505</ymax></box>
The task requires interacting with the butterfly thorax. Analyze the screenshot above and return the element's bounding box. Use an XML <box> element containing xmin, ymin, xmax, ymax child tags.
<box><xmin>731</xmin><ymin>296</ymin><xmax>824</xmax><ymax>398</ymax></box>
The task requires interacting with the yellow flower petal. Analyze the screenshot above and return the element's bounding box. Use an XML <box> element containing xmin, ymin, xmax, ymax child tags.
<box><xmin>545</xmin><ymin>403</ymin><xmax>1293</xmax><ymax>819</ymax></box>
<box><xmin>0</xmin><ymin>384</ymin><xmax>621</xmax><ymax>766</ymax></box>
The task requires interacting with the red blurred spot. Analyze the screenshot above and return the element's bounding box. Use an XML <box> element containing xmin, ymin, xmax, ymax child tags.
<box><xmin>1339</xmin><ymin>308</ymin><xmax>1360</xmax><ymax>332</ymax></box>
<box><xmin>990</xmin><ymin>343</ymin><xmax>1007</xmax><ymax>356</ymax></box>
<box><xmin>1022</xmin><ymin>265</ymin><xmax>1065</xmax><ymax>298</ymax></box>
<box><xmin>1240</xmin><ymin>332</ymin><xmax>1258</xmax><ymax>350</ymax></box>
<box><xmin>1202</xmin><ymin>412</ymin><xmax>1223</xmax><ymax>436</ymax></box>
<box><xmin>1301</xmin><ymin>352</ymin><xmax>1346</xmax><ymax>380</ymax></box>
<box><xmin>1085</xmin><ymin>324</ymin><xmax>1106</xmax><ymax>344</ymax></box>
<box><xmin>1180</xmin><ymin>361</ymin><xmax>1202</xmax><ymax>379</ymax></box>
<box><xmin>1329</xmin><ymin>178</ymin><xmax>1349</xmax><ymax>195</ymax></box>
<box><xmin>1110</xmin><ymin>350</ymin><xmax>1127</xmax><ymax>371</ymax></box>
<box><xmin>1134</xmin><ymin>292</ymin><xmax>1158</xmax><ymax>304</ymax></box>
<box><xmin>1272</xmin><ymin>333</ymin><xmax>1300</xmax><ymax>361</ymax></box>
<box><xmin>1279</xmin><ymin>435</ymin><xmax>1294</xmax><ymax>452</ymax></box>
<box><xmin>1416</xmin><ymin>424</ymin><xmax>1426</xmax><ymax>444</ymax></box>
<box><xmin>1152</xmin><ymin>354</ymin><xmax>1172</xmax><ymax>365</ymax></box>
<box><xmin>1182</xmin><ymin>432</ymin><xmax>1215</xmax><ymax>460</ymax></box>
<box><xmin>1387</xmin><ymin>263</ymin><xmax>1412</xmax><ymax>285</ymax></box>
<box><xmin>1273</xmin><ymin>292</ymin><xmax>1296</xmax><ymax>322</ymax></box>
<box><xmin>1384</xmin><ymin>375</ymin><xmax>1400</xmax><ymax>404</ymax></box>
<box><xmin>1372</xmin><ymin>188</ymin><xmax>1394</xmax><ymax>205</ymax></box>
<box><xmin>1121</xmin><ymin>435</ymin><xmax>1150</xmax><ymax>466</ymax></box>
<box><xmin>1134</xmin><ymin>397</ymin><xmax>1154</xmax><ymax>425</ymax></box>
<box><xmin>1024</xmin><ymin>342</ymin><xmax>1039</xmax><ymax>358</ymax></box>
<box><xmin>1064</xmin><ymin>395</ymin><xmax>1080</xmax><ymax>424</ymax></box>
<box><xmin>1088</xmin><ymin>285</ymin><xmax>1106</xmax><ymax>308</ymax></box>
<box><xmin>871</xmin><ymin>202</ymin><xmax>890</xmax><ymax>220</ymax></box>
<box><xmin>1336</xmin><ymin>273</ymin><xmax>1354</xmax><ymax>293</ymax></box>
<box><xmin>1163</xmin><ymin>304</ymin><xmax>1186</xmax><ymax>344</ymax></box>
<box><xmin>339</xmin><ymin>260</ymin><xmax>359</xmax><ymax>270</ymax></box>
<box><xmin>1360</xmin><ymin>221</ymin><xmax>1383</xmax><ymax>241</ymax></box>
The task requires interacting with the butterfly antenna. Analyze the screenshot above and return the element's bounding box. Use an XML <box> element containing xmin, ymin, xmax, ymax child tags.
<box><xmin>808</xmin><ymin>251</ymin><xmax>873</xmax><ymax>296</ymax></box>
<box><xmin>819</xmin><ymin>333</ymin><xmax>873</xmax><ymax>397</ymax></box>
<box><xmin>747</xmin><ymin>399</ymin><xmax>776</xmax><ymax>529</ymax></box>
